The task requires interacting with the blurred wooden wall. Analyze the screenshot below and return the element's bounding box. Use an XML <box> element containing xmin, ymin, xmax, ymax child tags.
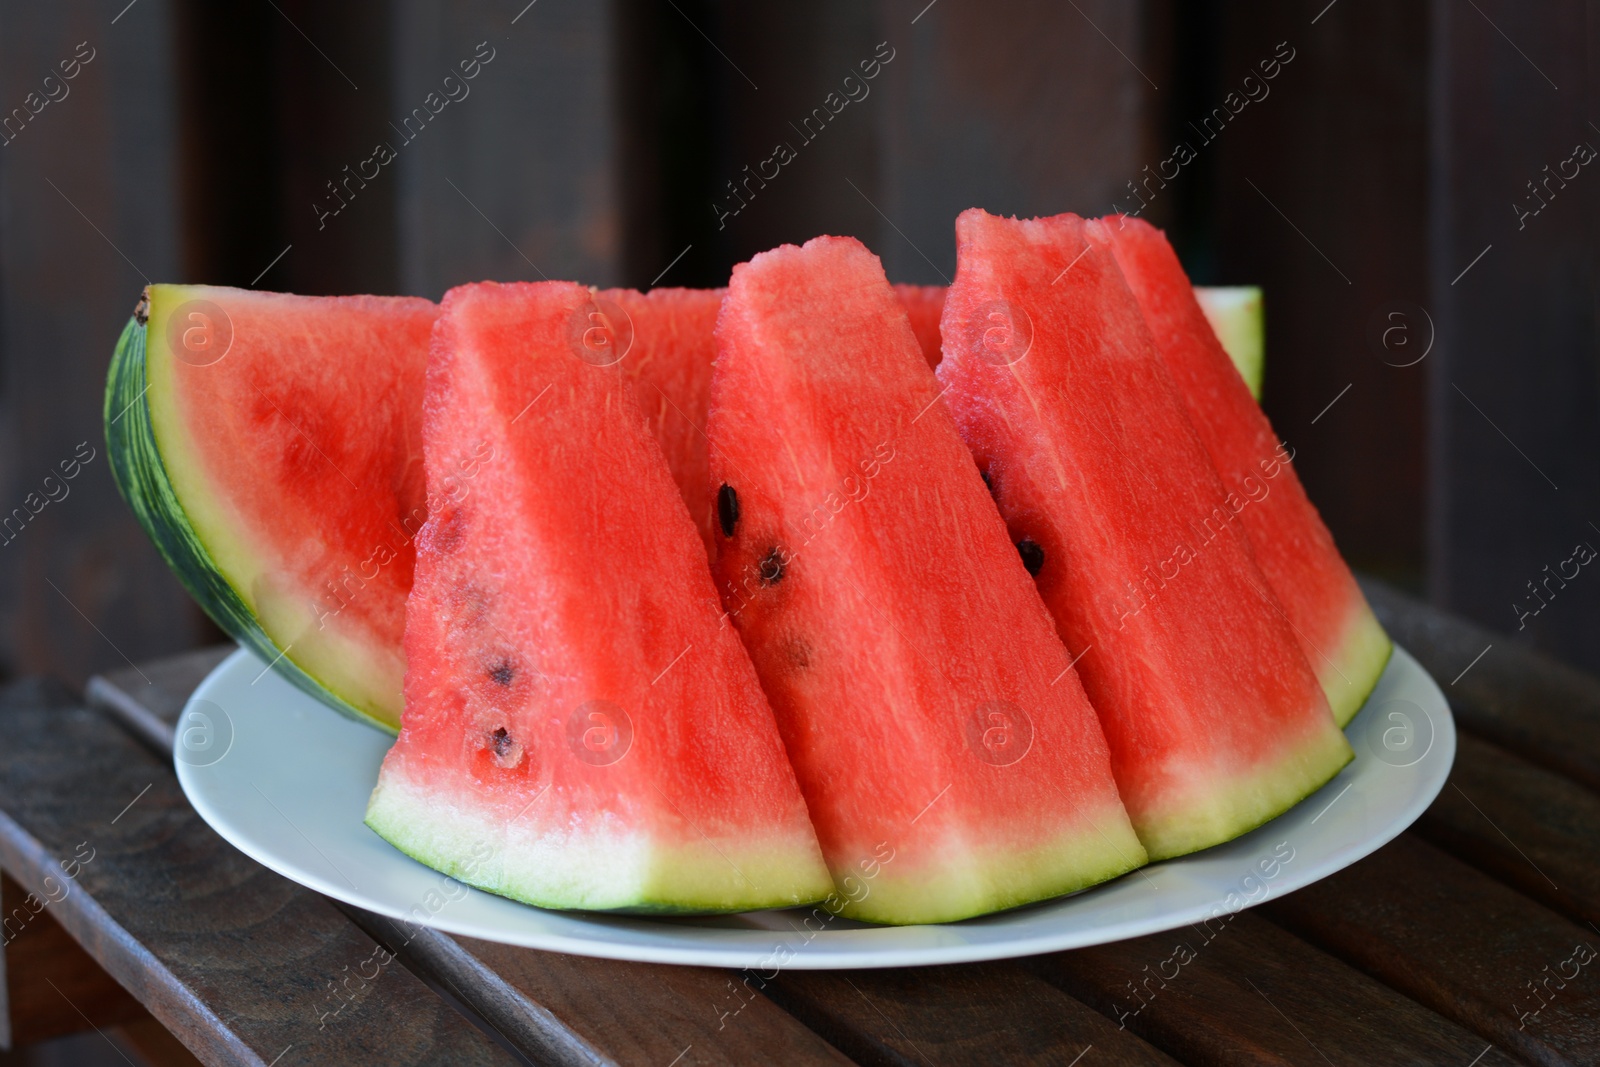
<box><xmin>18</xmin><ymin>0</ymin><xmax>1590</xmax><ymax>685</ymax></box>
<box><xmin>1428</xmin><ymin>0</ymin><xmax>1600</xmax><ymax>673</ymax></box>
<box><xmin>0</xmin><ymin>0</ymin><xmax>207</xmax><ymax>684</ymax></box>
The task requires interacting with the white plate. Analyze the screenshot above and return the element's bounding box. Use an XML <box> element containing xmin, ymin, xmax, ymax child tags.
<box><xmin>176</xmin><ymin>645</ymin><xmax>1452</xmax><ymax>969</ymax></box>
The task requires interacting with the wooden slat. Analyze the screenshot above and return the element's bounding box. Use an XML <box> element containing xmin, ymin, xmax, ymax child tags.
<box><xmin>86</xmin><ymin>645</ymin><xmax>232</xmax><ymax>756</ymax></box>
<box><xmin>1030</xmin><ymin>910</ymin><xmax>1514</xmax><ymax>1067</ymax></box>
<box><xmin>1415</xmin><ymin>731</ymin><xmax>1600</xmax><ymax>937</ymax></box>
<box><xmin>0</xmin><ymin>678</ymin><xmax>519</xmax><ymax>1067</ymax></box>
<box><xmin>453</xmin><ymin>939</ymin><xmax>856</xmax><ymax>1067</ymax></box>
<box><xmin>1264</xmin><ymin>834</ymin><xmax>1600</xmax><ymax>1066</ymax></box>
<box><xmin>2</xmin><ymin>871</ymin><xmax>147</xmax><ymax>1049</ymax></box>
<box><xmin>1362</xmin><ymin>576</ymin><xmax>1600</xmax><ymax>792</ymax></box>
<box><xmin>92</xmin><ymin>651</ymin><xmax>861</xmax><ymax>1066</ymax></box>
<box><xmin>96</xmin><ymin>652</ymin><xmax>1189</xmax><ymax>1064</ymax></box>
<box><xmin>766</xmin><ymin>962</ymin><xmax>1178</xmax><ymax>1066</ymax></box>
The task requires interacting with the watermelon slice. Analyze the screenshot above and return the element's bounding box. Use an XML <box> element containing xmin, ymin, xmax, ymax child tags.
<box><xmin>365</xmin><ymin>281</ymin><xmax>832</xmax><ymax>913</ymax></box>
<box><xmin>106</xmin><ymin>285</ymin><xmax>435</xmax><ymax>730</ymax></box>
<box><xmin>1093</xmin><ymin>218</ymin><xmax>1391</xmax><ymax>727</ymax></box>
<box><xmin>1193</xmin><ymin>286</ymin><xmax>1264</xmax><ymax>399</ymax></box>
<box><xmin>897</xmin><ymin>283</ymin><xmax>1253</xmax><ymax>380</ymax></box>
<box><xmin>709</xmin><ymin>236</ymin><xmax>1146</xmax><ymax>924</ymax></box>
<box><xmin>937</xmin><ymin>210</ymin><xmax>1352</xmax><ymax>861</ymax></box>
<box><xmin>600</xmin><ymin>287</ymin><xmax>725</xmax><ymax>558</ymax></box>
<box><xmin>893</xmin><ymin>284</ymin><xmax>947</xmax><ymax>368</ymax></box>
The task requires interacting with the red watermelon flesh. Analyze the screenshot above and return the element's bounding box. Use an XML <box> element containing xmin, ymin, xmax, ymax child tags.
<box><xmin>893</xmin><ymin>284</ymin><xmax>947</xmax><ymax>369</ymax></box>
<box><xmin>1090</xmin><ymin>217</ymin><xmax>1391</xmax><ymax>727</ymax></box>
<box><xmin>710</xmin><ymin>236</ymin><xmax>1146</xmax><ymax>925</ymax></box>
<box><xmin>937</xmin><ymin>210</ymin><xmax>1352</xmax><ymax>861</ymax></box>
<box><xmin>601</xmin><ymin>287</ymin><xmax>725</xmax><ymax>558</ymax></box>
<box><xmin>143</xmin><ymin>287</ymin><xmax>435</xmax><ymax>729</ymax></box>
<box><xmin>365</xmin><ymin>281</ymin><xmax>831</xmax><ymax>913</ymax></box>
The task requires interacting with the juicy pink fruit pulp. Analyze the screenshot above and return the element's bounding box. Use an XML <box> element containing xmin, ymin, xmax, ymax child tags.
<box><xmin>937</xmin><ymin>210</ymin><xmax>1352</xmax><ymax>860</ymax></box>
<box><xmin>709</xmin><ymin>236</ymin><xmax>1145</xmax><ymax>924</ymax></box>
<box><xmin>1091</xmin><ymin>217</ymin><xmax>1390</xmax><ymax>726</ymax></box>
<box><xmin>602</xmin><ymin>287</ymin><xmax>725</xmax><ymax>559</ymax></box>
<box><xmin>158</xmin><ymin>287</ymin><xmax>436</xmax><ymax>725</ymax></box>
<box><xmin>366</xmin><ymin>281</ymin><xmax>829</xmax><ymax>912</ymax></box>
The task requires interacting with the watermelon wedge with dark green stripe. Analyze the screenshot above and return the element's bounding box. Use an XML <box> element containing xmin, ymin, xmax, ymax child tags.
<box><xmin>1092</xmin><ymin>217</ymin><xmax>1391</xmax><ymax>727</ymax></box>
<box><xmin>105</xmin><ymin>285</ymin><xmax>435</xmax><ymax>730</ymax></box>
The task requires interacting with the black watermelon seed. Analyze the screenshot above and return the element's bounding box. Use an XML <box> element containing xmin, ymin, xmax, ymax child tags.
<box><xmin>718</xmin><ymin>484</ymin><xmax>740</xmax><ymax>537</ymax></box>
<box><xmin>1017</xmin><ymin>539</ymin><xmax>1045</xmax><ymax>576</ymax></box>
<box><xmin>490</xmin><ymin>726</ymin><xmax>512</xmax><ymax>757</ymax></box>
<box><xmin>489</xmin><ymin>661</ymin><xmax>514</xmax><ymax>686</ymax></box>
<box><xmin>759</xmin><ymin>547</ymin><xmax>786</xmax><ymax>585</ymax></box>
<box><xmin>981</xmin><ymin>469</ymin><xmax>993</xmax><ymax>491</ymax></box>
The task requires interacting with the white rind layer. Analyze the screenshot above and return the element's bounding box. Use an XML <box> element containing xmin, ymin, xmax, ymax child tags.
<box><xmin>365</xmin><ymin>762</ymin><xmax>834</xmax><ymax>914</ymax></box>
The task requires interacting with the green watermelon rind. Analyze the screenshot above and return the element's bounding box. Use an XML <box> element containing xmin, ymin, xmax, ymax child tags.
<box><xmin>104</xmin><ymin>315</ymin><xmax>395</xmax><ymax>735</ymax></box>
<box><xmin>1139</xmin><ymin>723</ymin><xmax>1355</xmax><ymax>863</ymax></box>
<box><xmin>833</xmin><ymin>816</ymin><xmax>1150</xmax><ymax>926</ymax></box>
<box><xmin>1193</xmin><ymin>285</ymin><xmax>1264</xmax><ymax>400</ymax></box>
<box><xmin>1327</xmin><ymin>604</ymin><xmax>1395</xmax><ymax>729</ymax></box>
<box><xmin>366</xmin><ymin>768</ymin><xmax>834</xmax><ymax>915</ymax></box>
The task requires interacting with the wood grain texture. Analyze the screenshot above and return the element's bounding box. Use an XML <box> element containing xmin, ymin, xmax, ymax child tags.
<box><xmin>0</xmin><ymin>678</ymin><xmax>518</xmax><ymax>1067</ymax></box>
<box><xmin>87</xmin><ymin>645</ymin><xmax>233</xmax><ymax>755</ymax></box>
<box><xmin>93</xmin><ymin>649</ymin><xmax>856</xmax><ymax>1065</ymax></box>
<box><xmin>458</xmin><ymin>938</ymin><xmax>857</xmax><ymax>1067</ymax></box>
<box><xmin>1264</xmin><ymin>834</ymin><xmax>1600</xmax><ymax>1067</ymax></box>
<box><xmin>1363</xmin><ymin>576</ymin><xmax>1600</xmax><ymax>792</ymax></box>
<box><xmin>343</xmin><ymin>909</ymin><xmax>629</xmax><ymax>1067</ymax></box>
<box><xmin>766</xmin><ymin>962</ymin><xmax>1178</xmax><ymax>1066</ymax></box>
<box><xmin>91</xmin><ymin>652</ymin><xmax>1172</xmax><ymax>1065</ymax></box>
<box><xmin>2</xmin><ymin>871</ymin><xmax>147</xmax><ymax>1049</ymax></box>
<box><xmin>92</xmin><ymin>646</ymin><xmax>233</xmax><ymax>727</ymax></box>
<box><xmin>1031</xmin><ymin>910</ymin><xmax>1514</xmax><ymax>1067</ymax></box>
<box><xmin>1415</xmin><ymin>732</ymin><xmax>1600</xmax><ymax>938</ymax></box>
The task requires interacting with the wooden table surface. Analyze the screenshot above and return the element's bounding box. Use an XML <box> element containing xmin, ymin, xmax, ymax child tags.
<box><xmin>2</xmin><ymin>577</ymin><xmax>1598</xmax><ymax>1066</ymax></box>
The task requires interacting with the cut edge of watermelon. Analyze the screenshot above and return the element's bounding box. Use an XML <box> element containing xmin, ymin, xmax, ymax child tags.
<box><xmin>1324</xmin><ymin>598</ymin><xmax>1394</xmax><ymax>729</ymax></box>
<box><xmin>365</xmin><ymin>764</ymin><xmax>836</xmax><ymax>914</ymax></box>
<box><xmin>834</xmin><ymin>802</ymin><xmax>1149</xmax><ymax>926</ymax></box>
<box><xmin>1135</xmin><ymin>718</ymin><xmax>1354</xmax><ymax>862</ymax></box>
<box><xmin>105</xmin><ymin>312</ymin><xmax>396</xmax><ymax>734</ymax></box>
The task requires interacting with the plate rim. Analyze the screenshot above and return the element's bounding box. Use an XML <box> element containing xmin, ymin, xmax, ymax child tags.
<box><xmin>177</xmin><ymin>643</ymin><xmax>1454</xmax><ymax>969</ymax></box>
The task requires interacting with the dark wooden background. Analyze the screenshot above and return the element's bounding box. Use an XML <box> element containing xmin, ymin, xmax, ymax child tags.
<box><xmin>0</xmin><ymin>0</ymin><xmax>1594</xmax><ymax>685</ymax></box>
